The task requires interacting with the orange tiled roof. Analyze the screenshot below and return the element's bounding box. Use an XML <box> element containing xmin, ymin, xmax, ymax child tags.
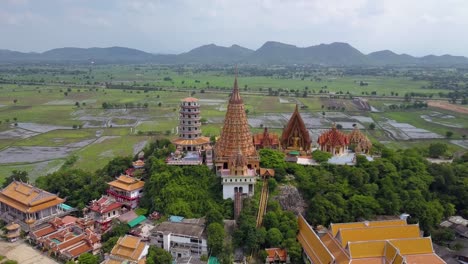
<box><xmin>111</xmin><ymin>235</ymin><xmax>147</xmax><ymax>261</ymax></box>
<box><xmin>297</xmin><ymin>215</ymin><xmax>335</xmax><ymax>264</ymax></box>
<box><xmin>182</xmin><ymin>97</ymin><xmax>199</xmax><ymax>102</ymax></box>
<box><xmin>317</xmin><ymin>125</ymin><xmax>349</xmax><ymax>148</ymax></box>
<box><xmin>330</xmin><ymin>219</ymin><xmax>407</xmax><ymax>237</ymax></box>
<box><xmin>0</xmin><ymin>181</ymin><xmax>64</xmax><ymax>213</ymax></box>
<box><xmin>172</xmin><ymin>137</ymin><xmax>210</xmax><ymax>146</ymax></box>
<box><xmin>108</xmin><ymin>175</ymin><xmax>145</xmax><ymax>192</ymax></box>
<box><xmin>260</xmin><ymin>168</ymin><xmax>275</xmax><ymax>177</ymax></box>
<box><xmin>298</xmin><ymin>217</ymin><xmax>446</xmax><ymax>264</ymax></box>
<box><xmin>132</xmin><ymin>160</ymin><xmax>145</xmax><ymax>167</ymax></box>
<box><xmin>281</xmin><ymin>105</ymin><xmax>311</xmax><ymax>151</ymax></box>
<box><xmin>336</xmin><ymin>225</ymin><xmax>421</xmax><ymax>247</ymax></box>
<box><xmin>265</xmin><ymin>248</ymin><xmax>287</xmax><ymax>262</ymax></box>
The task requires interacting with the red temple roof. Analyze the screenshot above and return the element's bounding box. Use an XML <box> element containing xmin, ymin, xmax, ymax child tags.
<box><xmin>317</xmin><ymin>125</ymin><xmax>349</xmax><ymax>147</ymax></box>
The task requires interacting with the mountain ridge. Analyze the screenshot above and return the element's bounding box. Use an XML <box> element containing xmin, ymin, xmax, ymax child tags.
<box><xmin>1</xmin><ymin>42</ymin><xmax>467</xmax><ymax>66</ymax></box>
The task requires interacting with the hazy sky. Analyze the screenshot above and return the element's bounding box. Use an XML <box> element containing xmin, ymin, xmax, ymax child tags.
<box><xmin>2</xmin><ymin>0</ymin><xmax>468</xmax><ymax>56</ymax></box>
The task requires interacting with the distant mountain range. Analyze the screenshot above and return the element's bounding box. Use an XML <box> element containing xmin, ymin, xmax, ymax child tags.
<box><xmin>1</xmin><ymin>41</ymin><xmax>468</xmax><ymax>66</ymax></box>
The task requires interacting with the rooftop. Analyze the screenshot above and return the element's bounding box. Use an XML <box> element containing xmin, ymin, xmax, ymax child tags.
<box><xmin>108</xmin><ymin>175</ymin><xmax>145</xmax><ymax>192</ymax></box>
<box><xmin>153</xmin><ymin>220</ymin><xmax>205</xmax><ymax>238</ymax></box>
<box><xmin>110</xmin><ymin>235</ymin><xmax>148</xmax><ymax>261</ymax></box>
<box><xmin>0</xmin><ymin>181</ymin><xmax>64</xmax><ymax>213</ymax></box>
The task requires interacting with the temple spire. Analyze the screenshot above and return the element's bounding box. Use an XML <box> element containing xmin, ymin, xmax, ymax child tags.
<box><xmin>230</xmin><ymin>65</ymin><xmax>242</xmax><ymax>104</ymax></box>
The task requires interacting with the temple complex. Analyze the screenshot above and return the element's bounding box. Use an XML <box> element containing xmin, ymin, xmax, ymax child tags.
<box><xmin>281</xmin><ymin>105</ymin><xmax>312</xmax><ymax>154</ymax></box>
<box><xmin>0</xmin><ymin>181</ymin><xmax>71</xmax><ymax>231</ymax></box>
<box><xmin>348</xmin><ymin>126</ymin><xmax>372</xmax><ymax>154</ymax></box>
<box><xmin>214</xmin><ymin>75</ymin><xmax>259</xmax><ymax>171</ymax></box>
<box><xmin>253</xmin><ymin>127</ymin><xmax>280</xmax><ymax>150</ymax></box>
<box><xmin>317</xmin><ymin>124</ymin><xmax>350</xmax><ymax>156</ymax></box>
<box><xmin>297</xmin><ymin>215</ymin><xmax>446</xmax><ymax>264</ymax></box>
<box><xmin>172</xmin><ymin>97</ymin><xmax>210</xmax><ymax>152</ymax></box>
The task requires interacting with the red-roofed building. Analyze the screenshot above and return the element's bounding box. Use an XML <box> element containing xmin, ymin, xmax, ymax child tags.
<box><xmin>87</xmin><ymin>196</ymin><xmax>123</xmax><ymax>233</ymax></box>
<box><xmin>265</xmin><ymin>248</ymin><xmax>289</xmax><ymax>263</ymax></box>
<box><xmin>30</xmin><ymin>216</ymin><xmax>101</xmax><ymax>262</ymax></box>
<box><xmin>317</xmin><ymin>125</ymin><xmax>350</xmax><ymax>156</ymax></box>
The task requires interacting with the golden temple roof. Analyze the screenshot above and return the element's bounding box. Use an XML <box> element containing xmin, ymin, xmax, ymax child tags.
<box><xmin>0</xmin><ymin>181</ymin><xmax>64</xmax><ymax>213</ymax></box>
<box><xmin>108</xmin><ymin>175</ymin><xmax>145</xmax><ymax>192</ymax></box>
<box><xmin>317</xmin><ymin>125</ymin><xmax>349</xmax><ymax>148</ymax></box>
<box><xmin>110</xmin><ymin>235</ymin><xmax>147</xmax><ymax>261</ymax></box>
<box><xmin>172</xmin><ymin>137</ymin><xmax>210</xmax><ymax>146</ymax></box>
<box><xmin>297</xmin><ymin>216</ymin><xmax>446</xmax><ymax>264</ymax></box>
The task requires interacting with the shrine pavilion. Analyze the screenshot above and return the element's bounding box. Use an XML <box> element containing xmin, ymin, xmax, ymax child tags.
<box><xmin>281</xmin><ymin>105</ymin><xmax>312</xmax><ymax>155</ymax></box>
<box><xmin>317</xmin><ymin>124</ymin><xmax>350</xmax><ymax>156</ymax></box>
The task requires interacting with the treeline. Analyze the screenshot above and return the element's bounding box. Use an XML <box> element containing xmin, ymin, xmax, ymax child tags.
<box><xmin>260</xmin><ymin>148</ymin><xmax>468</xmax><ymax>235</ymax></box>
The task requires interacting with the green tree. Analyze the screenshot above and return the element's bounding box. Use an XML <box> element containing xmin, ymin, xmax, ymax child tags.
<box><xmin>266</xmin><ymin>228</ymin><xmax>283</xmax><ymax>247</ymax></box>
<box><xmin>207</xmin><ymin>222</ymin><xmax>225</xmax><ymax>256</ymax></box>
<box><xmin>146</xmin><ymin>246</ymin><xmax>172</xmax><ymax>264</ymax></box>
<box><xmin>101</xmin><ymin>236</ymin><xmax>119</xmax><ymax>253</ymax></box>
<box><xmin>312</xmin><ymin>150</ymin><xmax>332</xmax><ymax>163</ymax></box>
<box><xmin>428</xmin><ymin>143</ymin><xmax>448</xmax><ymax>158</ymax></box>
<box><xmin>2</xmin><ymin>170</ymin><xmax>29</xmax><ymax>188</ymax></box>
<box><xmin>77</xmin><ymin>253</ymin><xmax>99</xmax><ymax>264</ymax></box>
<box><xmin>369</xmin><ymin>123</ymin><xmax>376</xmax><ymax>130</ymax></box>
<box><xmin>445</xmin><ymin>131</ymin><xmax>454</xmax><ymax>138</ymax></box>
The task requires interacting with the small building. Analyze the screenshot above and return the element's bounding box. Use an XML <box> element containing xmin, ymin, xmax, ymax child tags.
<box><xmin>317</xmin><ymin>125</ymin><xmax>350</xmax><ymax>156</ymax></box>
<box><xmin>265</xmin><ymin>248</ymin><xmax>289</xmax><ymax>263</ymax></box>
<box><xmin>103</xmin><ymin>235</ymin><xmax>149</xmax><ymax>264</ymax></box>
<box><xmin>347</xmin><ymin>126</ymin><xmax>372</xmax><ymax>154</ymax></box>
<box><xmin>0</xmin><ymin>181</ymin><xmax>70</xmax><ymax>231</ymax></box>
<box><xmin>150</xmin><ymin>218</ymin><xmax>207</xmax><ymax>258</ymax></box>
<box><xmin>132</xmin><ymin>160</ymin><xmax>145</xmax><ymax>169</ymax></box>
<box><xmin>107</xmin><ymin>175</ymin><xmax>145</xmax><ymax>209</ymax></box>
<box><xmin>5</xmin><ymin>222</ymin><xmax>21</xmax><ymax>242</ymax></box>
<box><xmin>253</xmin><ymin>127</ymin><xmax>280</xmax><ymax>150</ymax></box>
<box><xmin>87</xmin><ymin>196</ymin><xmax>124</xmax><ymax>233</ymax></box>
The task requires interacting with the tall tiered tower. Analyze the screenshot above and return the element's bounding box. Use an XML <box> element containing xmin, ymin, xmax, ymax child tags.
<box><xmin>172</xmin><ymin>97</ymin><xmax>210</xmax><ymax>152</ymax></box>
<box><xmin>214</xmin><ymin>75</ymin><xmax>259</xmax><ymax>171</ymax></box>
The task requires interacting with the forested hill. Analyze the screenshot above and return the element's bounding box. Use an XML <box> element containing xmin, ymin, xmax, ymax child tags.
<box><xmin>2</xmin><ymin>42</ymin><xmax>468</xmax><ymax>66</ymax></box>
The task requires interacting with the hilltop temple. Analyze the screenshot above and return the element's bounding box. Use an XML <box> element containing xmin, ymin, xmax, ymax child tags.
<box><xmin>281</xmin><ymin>105</ymin><xmax>311</xmax><ymax>155</ymax></box>
<box><xmin>317</xmin><ymin>124</ymin><xmax>350</xmax><ymax>156</ymax></box>
<box><xmin>214</xmin><ymin>75</ymin><xmax>259</xmax><ymax>171</ymax></box>
<box><xmin>253</xmin><ymin>127</ymin><xmax>280</xmax><ymax>150</ymax></box>
<box><xmin>348</xmin><ymin>126</ymin><xmax>372</xmax><ymax>154</ymax></box>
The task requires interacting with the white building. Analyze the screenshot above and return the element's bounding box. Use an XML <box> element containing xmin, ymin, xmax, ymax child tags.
<box><xmin>150</xmin><ymin>218</ymin><xmax>207</xmax><ymax>258</ymax></box>
<box><xmin>220</xmin><ymin>151</ymin><xmax>256</xmax><ymax>200</ymax></box>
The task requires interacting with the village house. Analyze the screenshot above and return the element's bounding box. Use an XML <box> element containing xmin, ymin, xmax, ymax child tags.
<box><xmin>0</xmin><ymin>181</ymin><xmax>72</xmax><ymax>231</ymax></box>
<box><xmin>150</xmin><ymin>217</ymin><xmax>208</xmax><ymax>259</ymax></box>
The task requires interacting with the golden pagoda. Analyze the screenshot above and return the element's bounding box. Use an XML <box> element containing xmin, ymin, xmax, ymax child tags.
<box><xmin>348</xmin><ymin>126</ymin><xmax>372</xmax><ymax>154</ymax></box>
<box><xmin>281</xmin><ymin>105</ymin><xmax>311</xmax><ymax>153</ymax></box>
<box><xmin>214</xmin><ymin>74</ymin><xmax>259</xmax><ymax>171</ymax></box>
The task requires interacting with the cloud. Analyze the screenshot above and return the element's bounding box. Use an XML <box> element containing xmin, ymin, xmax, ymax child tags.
<box><xmin>0</xmin><ymin>0</ymin><xmax>468</xmax><ymax>56</ymax></box>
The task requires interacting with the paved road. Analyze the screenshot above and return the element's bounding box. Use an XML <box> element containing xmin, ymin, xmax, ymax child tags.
<box><xmin>0</xmin><ymin>240</ymin><xmax>59</xmax><ymax>264</ymax></box>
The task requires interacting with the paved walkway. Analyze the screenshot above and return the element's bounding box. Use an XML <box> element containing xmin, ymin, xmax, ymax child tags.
<box><xmin>0</xmin><ymin>240</ymin><xmax>59</xmax><ymax>264</ymax></box>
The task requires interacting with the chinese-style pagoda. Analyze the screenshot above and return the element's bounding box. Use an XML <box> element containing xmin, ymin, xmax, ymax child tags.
<box><xmin>172</xmin><ymin>97</ymin><xmax>210</xmax><ymax>152</ymax></box>
<box><xmin>253</xmin><ymin>127</ymin><xmax>280</xmax><ymax>150</ymax></box>
<box><xmin>348</xmin><ymin>126</ymin><xmax>372</xmax><ymax>154</ymax></box>
<box><xmin>281</xmin><ymin>105</ymin><xmax>311</xmax><ymax>154</ymax></box>
<box><xmin>317</xmin><ymin>124</ymin><xmax>350</xmax><ymax>155</ymax></box>
<box><xmin>214</xmin><ymin>75</ymin><xmax>259</xmax><ymax>171</ymax></box>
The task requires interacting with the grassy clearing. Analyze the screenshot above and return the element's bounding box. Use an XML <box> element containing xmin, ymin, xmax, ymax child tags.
<box><xmin>73</xmin><ymin>135</ymin><xmax>149</xmax><ymax>172</ymax></box>
<box><xmin>0</xmin><ymin>159</ymin><xmax>64</xmax><ymax>185</ymax></box>
<box><xmin>13</xmin><ymin>129</ymin><xmax>98</xmax><ymax>147</ymax></box>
